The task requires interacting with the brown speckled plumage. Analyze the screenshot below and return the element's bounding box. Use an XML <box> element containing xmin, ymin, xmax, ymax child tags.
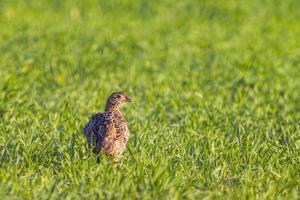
<box><xmin>84</xmin><ymin>92</ymin><xmax>131</xmax><ymax>161</ymax></box>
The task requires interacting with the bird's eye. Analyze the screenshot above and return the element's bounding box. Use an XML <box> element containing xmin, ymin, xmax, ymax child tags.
<box><xmin>117</xmin><ymin>95</ymin><xmax>121</xmax><ymax>98</ymax></box>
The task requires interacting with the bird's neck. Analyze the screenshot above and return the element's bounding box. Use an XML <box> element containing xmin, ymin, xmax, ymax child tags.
<box><xmin>105</xmin><ymin>104</ymin><xmax>122</xmax><ymax>115</ymax></box>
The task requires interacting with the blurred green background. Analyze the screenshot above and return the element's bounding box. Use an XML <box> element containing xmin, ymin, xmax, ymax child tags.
<box><xmin>0</xmin><ymin>0</ymin><xmax>299</xmax><ymax>199</ymax></box>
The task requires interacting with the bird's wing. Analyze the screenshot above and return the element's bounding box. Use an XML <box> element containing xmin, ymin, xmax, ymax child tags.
<box><xmin>94</xmin><ymin>112</ymin><xmax>118</xmax><ymax>154</ymax></box>
<box><xmin>84</xmin><ymin>113</ymin><xmax>103</xmax><ymax>135</ymax></box>
<box><xmin>83</xmin><ymin>112</ymin><xmax>107</xmax><ymax>146</ymax></box>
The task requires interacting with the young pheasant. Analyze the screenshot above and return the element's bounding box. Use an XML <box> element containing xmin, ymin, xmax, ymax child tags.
<box><xmin>83</xmin><ymin>92</ymin><xmax>131</xmax><ymax>161</ymax></box>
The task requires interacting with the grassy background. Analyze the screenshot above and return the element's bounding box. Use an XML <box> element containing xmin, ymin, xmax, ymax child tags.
<box><xmin>0</xmin><ymin>0</ymin><xmax>300</xmax><ymax>199</ymax></box>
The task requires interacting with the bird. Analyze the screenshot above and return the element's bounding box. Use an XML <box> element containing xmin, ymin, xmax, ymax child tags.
<box><xmin>83</xmin><ymin>92</ymin><xmax>131</xmax><ymax>162</ymax></box>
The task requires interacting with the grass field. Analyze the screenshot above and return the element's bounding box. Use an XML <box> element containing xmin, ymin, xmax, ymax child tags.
<box><xmin>0</xmin><ymin>0</ymin><xmax>300</xmax><ymax>199</ymax></box>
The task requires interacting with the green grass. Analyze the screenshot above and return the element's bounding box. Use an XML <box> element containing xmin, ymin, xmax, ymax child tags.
<box><xmin>0</xmin><ymin>0</ymin><xmax>300</xmax><ymax>199</ymax></box>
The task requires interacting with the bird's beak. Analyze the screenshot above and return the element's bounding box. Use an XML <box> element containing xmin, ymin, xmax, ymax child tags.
<box><xmin>125</xmin><ymin>96</ymin><xmax>131</xmax><ymax>103</ymax></box>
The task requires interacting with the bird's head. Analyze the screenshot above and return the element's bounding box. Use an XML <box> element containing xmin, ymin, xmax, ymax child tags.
<box><xmin>105</xmin><ymin>91</ymin><xmax>131</xmax><ymax>111</ymax></box>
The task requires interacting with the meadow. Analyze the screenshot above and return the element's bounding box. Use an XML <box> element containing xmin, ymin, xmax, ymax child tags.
<box><xmin>0</xmin><ymin>0</ymin><xmax>299</xmax><ymax>199</ymax></box>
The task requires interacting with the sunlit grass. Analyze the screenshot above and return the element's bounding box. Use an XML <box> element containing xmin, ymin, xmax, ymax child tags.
<box><xmin>0</xmin><ymin>0</ymin><xmax>299</xmax><ymax>199</ymax></box>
